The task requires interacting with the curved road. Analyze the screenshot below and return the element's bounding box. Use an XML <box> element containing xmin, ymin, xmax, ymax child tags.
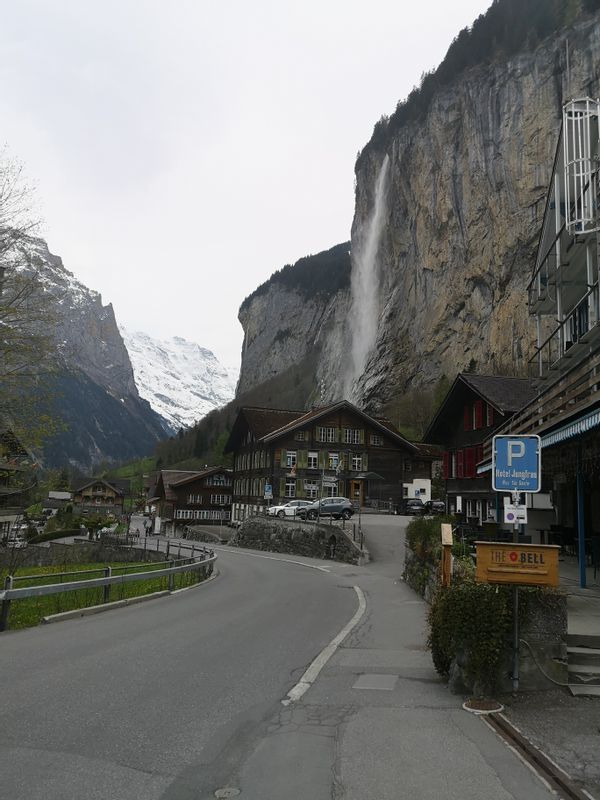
<box><xmin>0</xmin><ymin>543</ymin><xmax>357</xmax><ymax>799</ymax></box>
<box><xmin>1</xmin><ymin>516</ymin><xmax>558</xmax><ymax>800</ymax></box>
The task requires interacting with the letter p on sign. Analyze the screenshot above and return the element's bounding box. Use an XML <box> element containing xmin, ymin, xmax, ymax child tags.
<box><xmin>507</xmin><ymin>441</ymin><xmax>525</xmax><ymax>466</ymax></box>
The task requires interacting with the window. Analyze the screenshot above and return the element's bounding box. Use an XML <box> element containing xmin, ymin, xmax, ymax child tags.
<box><xmin>286</xmin><ymin>450</ymin><xmax>297</xmax><ymax>468</ymax></box>
<box><xmin>328</xmin><ymin>452</ymin><xmax>339</xmax><ymax>470</ymax></box>
<box><xmin>317</xmin><ymin>426</ymin><xmax>335</xmax><ymax>443</ymax></box>
<box><xmin>295</xmin><ymin>430</ymin><xmax>306</xmax><ymax>441</ymax></box>
<box><xmin>404</xmin><ymin>460</ymin><xmax>412</xmax><ymax>472</ymax></box>
<box><xmin>187</xmin><ymin>494</ymin><xmax>202</xmax><ymax>504</ymax></box>
<box><xmin>304</xmin><ymin>480</ymin><xmax>318</xmax><ymax>499</ymax></box>
<box><xmin>343</xmin><ymin>428</ymin><xmax>361</xmax><ymax>444</ymax></box>
<box><xmin>370</xmin><ymin>434</ymin><xmax>383</xmax><ymax>446</ymax></box>
<box><xmin>457</xmin><ymin>449</ymin><xmax>464</xmax><ymax>478</ymax></box>
<box><xmin>352</xmin><ymin>455</ymin><xmax>362</xmax><ymax>471</ymax></box>
<box><xmin>285</xmin><ymin>479</ymin><xmax>296</xmax><ymax>498</ymax></box>
<box><xmin>450</xmin><ymin>452</ymin><xmax>457</xmax><ymax>478</ymax></box>
<box><xmin>211</xmin><ymin>494</ymin><xmax>231</xmax><ymax>505</ymax></box>
<box><xmin>307</xmin><ymin>451</ymin><xmax>318</xmax><ymax>469</ymax></box>
<box><xmin>486</xmin><ymin>404</ymin><xmax>494</xmax><ymax>427</ymax></box>
<box><xmin>473</xmin><ymin>400</ymin><xmax>483</xmax><ymax>429</ymax></box>
<box><xmin>324</xmin><ymin>483</ymin><xmax>337</xmax><ymax>497</ymax></box>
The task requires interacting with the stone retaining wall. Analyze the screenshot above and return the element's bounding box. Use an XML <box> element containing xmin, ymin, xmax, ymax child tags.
<box><xmin>230</xmin><ymin>516</ymin><xmax>368</xmax><ymax>565</ymax></box>
<box><xmin>0</xmin><ymin>542</ymin><xmax>165</xmax><ymax>570</ymax></box>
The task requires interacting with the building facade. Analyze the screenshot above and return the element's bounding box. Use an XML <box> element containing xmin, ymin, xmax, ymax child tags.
<box><xmin>149</xmin><ymin>467</ymin><xmax>232</xmax><ymax>534</ymax></box>
<box><xmin>225</xmin><ymin>401</ymin><xmax>434</xmax><ymax>522</ymax></box>
<box><xmin>424</xmin><ymin>374</ymin><xmax>536</xmax><ymax>523</ymax></box>
<box><xmin>72</xmin><ymin>478</ymin><xmax>129</xmax><ymax>517</ymax></box>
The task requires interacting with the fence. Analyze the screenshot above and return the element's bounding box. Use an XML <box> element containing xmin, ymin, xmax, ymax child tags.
<box><xmin>0</xmin><ymin>538</ymin><xmax>216</xmax><ymax>632</ymax></box>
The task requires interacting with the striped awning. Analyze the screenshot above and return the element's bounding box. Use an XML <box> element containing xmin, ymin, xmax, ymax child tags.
<box><xmin>477</xmin><ymin>405</ymin><xmax>600</xmax><ymax>475</ymax></box>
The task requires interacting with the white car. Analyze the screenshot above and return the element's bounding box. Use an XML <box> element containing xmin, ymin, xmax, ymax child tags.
<box><xmin>266</xmin><ymin>500</ymin><xmax>313</xmax><ymax>519</ymax></box>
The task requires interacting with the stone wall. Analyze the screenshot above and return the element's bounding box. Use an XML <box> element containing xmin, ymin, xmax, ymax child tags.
<box><xmin>0</xmin><ymin>541</ymin><xmax>165</xmax><ymax>570</ymax></box>
<box><xmin>230</xmin><ymin>516</ymin><xmax>368</xmax><ymax>565</ymax></box>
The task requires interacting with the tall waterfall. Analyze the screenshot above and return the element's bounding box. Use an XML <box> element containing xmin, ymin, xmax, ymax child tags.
<box><xmin>345</xmin><ymin>154</ymin><xmax>390</xmax><ymax>402</ymax></box>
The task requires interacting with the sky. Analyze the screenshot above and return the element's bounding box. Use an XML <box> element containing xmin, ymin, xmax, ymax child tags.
<box><xmin>0</xmin><ymin>0</ymin><xmax>491</xmax><ymax>370</ymax></box>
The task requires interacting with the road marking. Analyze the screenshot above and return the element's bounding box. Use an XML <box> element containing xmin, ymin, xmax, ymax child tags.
<box><xmin>209</xmin><ymin>545</ymin><xmax>331</xmax><ymax>572</ymax></box>
<box><xmin>281</xmin><ymin>585</ymin><xmax>367</xmax><ymax>705</ymax></box>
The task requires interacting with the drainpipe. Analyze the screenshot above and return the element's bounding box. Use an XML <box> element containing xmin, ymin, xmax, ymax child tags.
<box><xmin>576</xmin><ymin>443</ymin><xmax>586</xmax><ymax>589</ymax></box>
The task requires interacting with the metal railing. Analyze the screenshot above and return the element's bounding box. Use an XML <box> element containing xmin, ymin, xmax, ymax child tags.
<box><xmin>0</xmin><ymin>539</ymin><xmax>216</xmax><ymax>631</ymax></box>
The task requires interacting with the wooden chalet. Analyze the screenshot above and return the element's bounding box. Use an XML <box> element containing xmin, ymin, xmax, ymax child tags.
<box><xmin>423</xmin><ymin>374</ymin><xmax>536</xmax><ymax>524</ymax></box>
<box><xmin>149</xmin><ymin>467</ymin><xmax>232</xmax><ymax>535</ymax></box>
<box><xmin>72</xmin><ymin>478</ymin><xmax>130</xmax><ymax>517</ymax></box>
<box><xmin>225</xmin><ymin>400</ymin><xmax>436</xmax><ymax>522</ymax></box>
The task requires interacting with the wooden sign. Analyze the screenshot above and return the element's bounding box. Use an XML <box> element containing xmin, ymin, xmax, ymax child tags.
<box><xmin>475</xmin><ymin>542</ymin><xmax>560</xmax><ymax>587</ymax></box>
<box><xmin>441</xmin><ymin>523</ymin><xmax>453</xmax><ymax>546</ymax></box>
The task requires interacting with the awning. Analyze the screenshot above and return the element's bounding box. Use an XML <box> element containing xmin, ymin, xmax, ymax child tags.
<box><xmin>354</xmin><ymin>472</ymin><xmax>386</xmax><ymax>481</ymax></box>
<box><xmin>477</xmin><ymin>404</ymin><xmax>600</xmax><ymax>475</ymax></box>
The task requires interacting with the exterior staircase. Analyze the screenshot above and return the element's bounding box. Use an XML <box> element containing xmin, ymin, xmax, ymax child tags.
<box><xmin>567</xmin><ymin>634</ymin><xmax>600</xmax><ymax>696</ymax></box>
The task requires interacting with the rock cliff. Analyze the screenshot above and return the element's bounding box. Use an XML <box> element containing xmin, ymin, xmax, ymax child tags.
<box><xmin>236</xmin><ymin>12</ymin><xmax>600</xmax><ymax>413</ymax></box>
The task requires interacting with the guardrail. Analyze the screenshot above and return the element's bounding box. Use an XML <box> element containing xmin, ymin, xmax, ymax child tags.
<box><xmin>0</xmin><ymin>539</ymin><xmax>216</xmax><ymax>632</ymax></box>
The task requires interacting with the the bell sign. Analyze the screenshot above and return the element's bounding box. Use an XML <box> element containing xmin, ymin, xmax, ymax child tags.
<box><xmin>492</xmin><ymin>435</ymin><xmax>541</xmax><ymax>493</ymax></box>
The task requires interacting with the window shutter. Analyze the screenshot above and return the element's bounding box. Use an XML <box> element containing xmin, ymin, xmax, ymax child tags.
<box><xmin>359</xmin><ymin>429</ymin><xmax>365</xmax><ymax>444</ymax></box>
<box><xmin>487</xmin><ymin>404</ymin><xmax>494</xmax><ymax>426</ymax></box>
<box><xmin>465</xmin><ymin>448</ymin><xmax>475</xmax><ymax>479</ymax></box>
<box><xmin>474</xmin><ymin>400</ymin><xmax>483</xmax><ymax>429</ymax></box>
<box><xmin>457</xmin><ymin>449</ymin><xmax>464</xmax><ymax>478</ymax></box>
<box><xmin>336</xmin><ymin>428</ymin><xmax>341</xmax><ymax>443</ymax></box>
<box><xmin>280</xmin><ymin>449</ymin><xmax>287</xmax><ymax>468</ymax></box>
<box><xmin>274</xmin><ymin>448</ymin><xmax>281</xmax><ymax>467</ymax></box>
<box><xmin>279</xmin><ymin>477</ymin><xmax>286</xmax><ymax>498</ymax></box>
<box><xmin>298</xmin><ymin>449</ymin><xmax>307</xmax><ymax>469</ymax></box>
<box><xmin>319</xmin><ymin>450</ymin><xmax>327</xmax><ymax>469</ymax></box>
<box><xmin>464</xmin><ymin>405</ymin><xmax>472</xmax><ymax>431</ymax></box>
<box><xmin>363</xmin><ymin>453</ymin><xmax>368</xmax><ymax>471</ymax></box>
<box><xmin>476</xmin><ymin>445</ymin><xmax>484</xmax><ymax>465</ymax></box>
<box><xmin>442</xmin><ymin>452</ymin><xmax>449</xmax><ymax>479</ymax></box>
<box><xmin>296</xmin><ymin>479</ymin><xmax>304</xmax><ymax>498</ymax></box>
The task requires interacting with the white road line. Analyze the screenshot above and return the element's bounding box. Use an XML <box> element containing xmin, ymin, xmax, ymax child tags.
<box><xmin>209</xmin><ymin>545</ymin><xmax>331</xmax><ymax>572</ymax></box>
<box><xmin>281</xmin><ymin>585</ymin><xmax>367</xmax><ymax>706</ymax></box>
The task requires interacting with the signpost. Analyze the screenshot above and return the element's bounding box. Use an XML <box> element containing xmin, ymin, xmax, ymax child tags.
<box><xmin>491</xmin><ymin>434</ymin><xmax>542</xmax><ymax>692</ymax></box>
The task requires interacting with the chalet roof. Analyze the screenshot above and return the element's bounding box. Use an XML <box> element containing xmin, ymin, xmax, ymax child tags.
<box><xmin>169</xmin><ymin>466</ymin><xmax>232</xmax><ymax>489</ymax></box>
<box><xmin>153</xmin><ymin>469</ymin><xmax>218</xmax><ymax>502</ymax></box>
<box><xmin>261</xmin><ymin>400</ymin><xmax>419</xmax><ymax>452</ymax></box>
<box><xmin>224</xmin><ymin>407</ymin><xmax>304</xmax><ymax>452</ymax></box>
<box><xmin>458</xmin><ymin>375</ymin><xmax>537</xmax><ymax>413</ymax></box>
<box><xmin>412</xmin><ymin>442</ymin><xmax>443</xmax><ymax>459</ymax></box>
<box><xmin>73</xmin><ymin>478</ymin><xmax>129</xmax><ymax>496</ymax></box>
<box><xmin>423</xmin><ymin>373</ymin><xmax>537</xmax><ymax>443</ymax></box>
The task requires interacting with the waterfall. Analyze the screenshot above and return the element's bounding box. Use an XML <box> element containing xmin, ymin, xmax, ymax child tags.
<box><xmin>345</xmin><ymin>154</ymin><xmax>390</xmax><ymax>401</ymax></box>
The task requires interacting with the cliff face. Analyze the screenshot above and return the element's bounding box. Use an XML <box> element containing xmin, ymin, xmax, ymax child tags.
<box><xmin>237</xmin><ymin>13</ymin><xmax>600</xmax><ymax>412</ymax></box>
<box><xmin>17</xmin><ymin>238</ymin><xmax>169</xmax><ymax>468</ymax></box>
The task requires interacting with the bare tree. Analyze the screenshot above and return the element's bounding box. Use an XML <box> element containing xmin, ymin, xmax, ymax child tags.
<box><xmin>0</xmin><ymin>150</ymin><xmax>59</xmax><ymax>447</ymax></box>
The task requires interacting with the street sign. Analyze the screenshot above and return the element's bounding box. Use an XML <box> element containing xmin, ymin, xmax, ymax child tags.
<box><xmin>475</xmin><ymin>542</ymin><xmax>559</xmax><ymax>586</ymax></box>
<box><xmin>492</xmin><ymin>435</ymin><xmax>541</xmax><ymax>493</ymax></box>
<box><xmin>264</xmin><ymin>484</ymin><xmax>273</xmax><ymax>500</ymax></box>
<box><xmin>504</xmin><ymin>504</ymin><xmax>527</xmax><ymax>524</ymax></box>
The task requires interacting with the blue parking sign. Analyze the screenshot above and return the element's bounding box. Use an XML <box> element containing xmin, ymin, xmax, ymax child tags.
<box><xmin>492</xmin><ymin>435</ymin><xmax>541</xmax><ymax>493</ymax></box>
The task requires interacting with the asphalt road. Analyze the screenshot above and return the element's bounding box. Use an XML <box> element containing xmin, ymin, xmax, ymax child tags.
<box><xmin>0</xmin><ymin>540</ymin><xmax>357</xmax><ymax>799</ymax></box>
<box><xmin>0</xmin><ymin>515</ymin><xmax>559</xmax><ymax>799</ymax></box>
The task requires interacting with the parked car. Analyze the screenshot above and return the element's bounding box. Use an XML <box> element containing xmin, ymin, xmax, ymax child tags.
<box><xmin>399</xmin><ymin>498</ymin><xmax>426</xmax><ymax>516</ymax></box>
<box><xmin>267</xmin><ymin>500</ymin><xmax>313</xmax><ymax>518</ymax></box>
<box><xmin>298</xmin><ymin>497</ymin><xmax>354</xmax><ymax>521</ymax></box>
<box><xmin>424</xmin><ymin>500</ymin><xmax>446</xmax><ymax>515</ymax></box>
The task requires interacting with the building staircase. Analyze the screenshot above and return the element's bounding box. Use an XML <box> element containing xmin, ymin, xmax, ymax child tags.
<box><xmin>567</xmin><ymin>633</ymin><xmax>600</xmax><ymax>696</ymax></box>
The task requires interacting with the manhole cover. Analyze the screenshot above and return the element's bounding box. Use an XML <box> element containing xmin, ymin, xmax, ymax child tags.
<box><xmin>215</xmin><ymin>789</ymin><xmax>241</xmax><ymax>798</ymax></box>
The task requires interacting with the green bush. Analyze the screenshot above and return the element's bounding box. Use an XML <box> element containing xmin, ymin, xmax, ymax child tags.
<box><xmin>405</xmin><ymin>515</ymin><xmax>455</xmax><ymax>564</ymax></box>
<box><xmin>427</xmin><ymin>575</ymin><xmax>512</xmax><ymax>695</ymax></box>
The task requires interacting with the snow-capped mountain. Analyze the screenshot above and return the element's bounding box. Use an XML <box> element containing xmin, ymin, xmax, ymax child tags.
<box><xmin>119</xmin><ymin>327</ymin><xmax>238</xmax><ymax>433</ymax></box>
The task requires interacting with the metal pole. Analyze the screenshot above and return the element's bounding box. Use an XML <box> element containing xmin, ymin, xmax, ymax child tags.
<box><xmin>168</xmin><ymin>561</ymin><xmax>175</xmax><ymax>592</ymax></box>
<box><xmin>577</xmin><ymin>444</ymin><xmax>587</xmax><ymax>589</ymax></box>
<box><xmin>103</xmin><ymin>567</ymin><xmax>111</xmax><ymax>604</ymax></box>
<box><xmin>0</xmin><ymin>575</ymin><xmax>13</xmax><ymax>632</ymax></box>
<box><xmin>512</xmin><ymin>490</ymin><xmax>520</xmax><ymax>692</ymax></box>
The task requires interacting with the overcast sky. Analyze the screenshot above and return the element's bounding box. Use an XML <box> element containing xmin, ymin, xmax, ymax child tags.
<box><xmin>1</xmin><ymin>0</ymin><xmax>490</xmax><ymax>369</ymax></box>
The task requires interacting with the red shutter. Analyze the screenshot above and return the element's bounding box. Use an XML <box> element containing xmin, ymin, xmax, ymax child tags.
<box><xmin>457</xmin><ymin>449</ymin><xmax>464</xmax><ymax>478</ymax></box>
<box><xmin>476</xmin><ymin>445</ymin><xmax>484</xmax><ymax>465</ymax></box>
<box><xmin>474</xmin><ymin>400</ymin><xmax>483</xmax><ymax>429</ymax></box>
<box><xmin>465</xmin><ymin>447</ymin><xmax>475</xmax><ymax>478</ymax></box>
<box><xmin>463</xmin><ymin>405</ymin><xmax>472</xmax><ymax>431</ymax></box>
<box><xmin>442</xmin><ymin>452</ymin><xmax>449</xmax><ymax>479</ymax></box>
<box><xmin>486</xmin><ymin>404</ymin><xmax>494</xmax><ymax>426</ymax></box>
